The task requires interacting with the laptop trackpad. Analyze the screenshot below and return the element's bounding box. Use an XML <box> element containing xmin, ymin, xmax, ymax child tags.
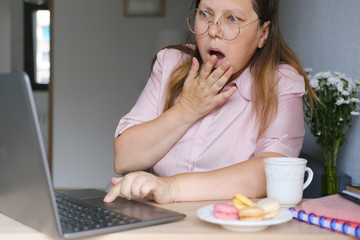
<box><xmin>83</xmin><ymin>197</ymin><xmax>181</xmax><ymax>221</ymax></box>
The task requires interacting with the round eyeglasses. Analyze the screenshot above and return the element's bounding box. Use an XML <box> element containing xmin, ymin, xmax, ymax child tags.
<box><xmin>186</xmin><ymin>8</ymin><xmax>258</xmax><ymax>41</ymax></box>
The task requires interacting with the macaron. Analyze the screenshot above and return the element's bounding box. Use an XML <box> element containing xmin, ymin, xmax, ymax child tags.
<box><xmin>238</xmin><ymin>206</ymin><xmax>265</xmax><ymax>221</ymax></box>
<box><xmin>232</xmin><ymin>194</ymin><xmax>254</xmax><ymax>210</ymax></box>
<box><xmin>213</xmin><ymin>203</ymin><xmax>239</xmax><ymax>220</ymax></box>
<box><xmin>256</xmin><ymin>198</ymin><xmax>280</xmax><ymax>219</ymax></box>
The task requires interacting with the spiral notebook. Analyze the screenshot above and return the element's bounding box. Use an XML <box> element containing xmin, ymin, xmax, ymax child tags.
<box><xmin>290</xmin><ymin>208</ymin><xmax>360</xmax><ymax>239</ymax></box>
<box><xmin>290</xmin><ymin>194</ymin><xmax>360</xmax><ymax>239</ymax></box>
<box><xmin>301</xmin><ymin>194</ymin><xmax>360</xmax><ymax>223</ymax></box>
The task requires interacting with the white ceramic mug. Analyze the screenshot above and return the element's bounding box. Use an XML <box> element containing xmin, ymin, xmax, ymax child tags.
<box><xmin>263</xmin><ymin>157</ymin><xmax>314</xmax><ymax>207</ymax></box>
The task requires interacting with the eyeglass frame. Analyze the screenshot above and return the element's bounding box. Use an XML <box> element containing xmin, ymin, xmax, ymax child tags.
<box><xmin>186</xmin><ymin>8</ymin><xmax>259</xmax><ymax>41</ymax></box>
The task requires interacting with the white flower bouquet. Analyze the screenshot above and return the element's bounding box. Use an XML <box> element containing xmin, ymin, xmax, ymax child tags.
<box><xmin>303</xmin><ymin>69</ymin><xmax>360</xmax><ymax>195</ymax></box>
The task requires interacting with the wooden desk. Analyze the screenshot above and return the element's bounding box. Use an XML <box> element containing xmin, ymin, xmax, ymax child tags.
<box><xmin>0</xmin><ymin>200</ymin><xmax>353</xmax><ymax>240</ymax></box>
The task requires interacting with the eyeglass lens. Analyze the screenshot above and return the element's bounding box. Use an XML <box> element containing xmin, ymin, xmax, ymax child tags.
<box><xmin>187</xmin><ymin>9</ymin><xmax>241</xmax><ymax>40</ymax></box>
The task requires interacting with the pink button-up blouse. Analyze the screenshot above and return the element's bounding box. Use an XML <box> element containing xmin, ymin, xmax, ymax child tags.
<box><xmin>115</xmin><ymin>48</ymin><xmax>305</xmax><ymax>177</ymax></box>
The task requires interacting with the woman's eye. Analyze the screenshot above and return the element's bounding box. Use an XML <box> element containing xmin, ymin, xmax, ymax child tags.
<box><xmin>199</xmin><ymin>10</ymin><xmax>211</xmax><ymax>19</ymax></box>
<box><xmin>228</xmin><ymin>15</ymin><xmax>239</xmax><ymax>23</ymax></box>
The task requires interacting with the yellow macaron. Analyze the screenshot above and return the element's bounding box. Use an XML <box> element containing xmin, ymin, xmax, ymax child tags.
<box><xmin>232</xmin><ymin>194</ymin><xmax>254</xmax><ymax>210</ymax></box>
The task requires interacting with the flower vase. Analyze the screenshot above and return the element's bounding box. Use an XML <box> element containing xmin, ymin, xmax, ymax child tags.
<box><xmin>320</xmin><ymin>142</ymin><xmax>340</xmax><ymax>196</ymax></box>
<box><xmin>322</xmin><ymin>165</ymin><xmax>339</xmax><ymax>196</ymax></box>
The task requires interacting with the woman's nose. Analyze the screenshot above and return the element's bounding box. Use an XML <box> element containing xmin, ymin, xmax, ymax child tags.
<box><xmin>208</xmin><ymin>21</ymin><xmax>221</xmax><ymax>38</ymax></box>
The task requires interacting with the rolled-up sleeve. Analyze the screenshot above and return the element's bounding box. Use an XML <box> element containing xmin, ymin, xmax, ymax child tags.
<box><xmin>114</xmin><ymin>49</ymin><xmax>182</xmax><ymax>137</ymax></box>
<box><xmin>254</xmin><ymin>65</ymin><xmax>306</xmax><ymax>157</ymax></box>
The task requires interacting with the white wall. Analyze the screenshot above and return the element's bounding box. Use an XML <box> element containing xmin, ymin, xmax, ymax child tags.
<box><xmin>279</xmin><ymin>0</ymin><xmax>360</xmax><ymax>183</ymax></box>
<box><xmin>10</xmin><ymin>0</ymin><xmax>23</xmax><ymax>72</ymax></box>
<box><xmin>0</xmin><ymin>0</ymin><xmax>11</xmax><ymax>72</ymax></box>
<box><xmin>0</xmin><ymin>0</ymin><xmax>24</xmax><ymax>73</ymax></box>
<box><xmin>52</xmin><ymin>0</ymin><xmax>192</xmax><ymax>189</ymax></box>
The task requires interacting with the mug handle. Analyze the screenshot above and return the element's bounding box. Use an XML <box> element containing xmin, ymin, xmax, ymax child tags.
<box><xmin>303</xmin><ymin>167</ymin><xmax>314</xmax><ymax>190</ymax></box>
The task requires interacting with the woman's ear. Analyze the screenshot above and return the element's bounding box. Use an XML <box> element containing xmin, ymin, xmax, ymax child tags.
<box><xmin>258</xmin><ymin>20</ymin><xmax>270</xmax><ymax>48</ymax></box>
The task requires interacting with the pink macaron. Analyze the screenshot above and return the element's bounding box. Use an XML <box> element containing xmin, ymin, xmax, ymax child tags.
<box><xmin>213</xmin><ymin>203</ymin><xmax>239</xmax><ymax>220</ymax></box>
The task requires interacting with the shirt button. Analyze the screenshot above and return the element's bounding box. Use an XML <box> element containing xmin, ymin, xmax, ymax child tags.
<box><xmin>195</xmin><ymin>139</ymin><xmax>202</xmax><ymax>144</ymax></box>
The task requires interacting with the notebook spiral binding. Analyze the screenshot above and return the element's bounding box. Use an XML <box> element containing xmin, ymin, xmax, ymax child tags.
<box><xmin>289</xmin><ymin>208</ymin><xmax>360</xmax><ymax>239</ymax></box>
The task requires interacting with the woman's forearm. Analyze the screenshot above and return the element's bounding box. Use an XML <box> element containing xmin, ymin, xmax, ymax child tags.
<box><xmin>171</xmin><ymin>152</ymin><xmax>286</xmax><ymax>201</ymax></box>
<box><xmin>114</xmin><ymin>103</ymin><xmax>199</xmax><ymax>175</ymax></box>
<box><xmin>103</xmin><ymin>152</ymin><xmax>286</xmax><ymax>204</ymax></box>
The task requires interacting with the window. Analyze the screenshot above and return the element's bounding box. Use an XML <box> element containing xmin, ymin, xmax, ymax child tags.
<box><xmin>24</xmin><ymin>1</ymin><xmax>50</xmax><ymax>90</ymax></box>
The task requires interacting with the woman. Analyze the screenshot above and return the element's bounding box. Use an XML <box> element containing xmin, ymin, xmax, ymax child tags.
<box><xmin>104</xmin><ymin>0</ymin><xmax>316</xmax><ymax>203</ymax></box>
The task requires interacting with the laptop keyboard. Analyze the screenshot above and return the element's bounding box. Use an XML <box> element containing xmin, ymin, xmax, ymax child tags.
<box><xmin>55</xmin><ymin>192</ymin><xmax>140</xmax><ymax>233</ymax></box>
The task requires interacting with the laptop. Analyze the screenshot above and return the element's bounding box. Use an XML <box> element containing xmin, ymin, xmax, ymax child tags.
<box><xmin>0</xmin><ymin>72</ymin><xmax>185</xmax><ymax>239</ymax></box>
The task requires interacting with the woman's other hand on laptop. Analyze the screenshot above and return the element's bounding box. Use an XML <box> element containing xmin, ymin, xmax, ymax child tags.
<box><xmin>103</xmin><ymin>171</ymin><xmax>177</xmax><ymax>204</ymax></box>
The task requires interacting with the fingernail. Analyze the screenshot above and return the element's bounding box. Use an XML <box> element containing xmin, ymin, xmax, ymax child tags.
<box><xmin>192</xmin><ymin>57</ymin><xmax>196</xmax><ymax>65</ymax></box>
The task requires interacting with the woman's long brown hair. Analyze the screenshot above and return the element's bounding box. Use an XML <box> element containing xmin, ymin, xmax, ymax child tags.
<box><xmin>157</xmin><ymin>0</ymin><xmax>317</xmax><ymax>138</ymax></box>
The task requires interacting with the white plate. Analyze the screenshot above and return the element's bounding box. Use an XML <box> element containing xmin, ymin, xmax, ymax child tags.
<box><xmin>197</xmin><ymin>204</ymin><xmax>293</xmax><ymax>232</ymax></box>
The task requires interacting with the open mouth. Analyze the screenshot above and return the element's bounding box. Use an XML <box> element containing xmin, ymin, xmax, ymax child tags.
<box><xmin>209</xmin><ymin>49</ymin><xmax>225</xmax><ymax>60</ymax></box>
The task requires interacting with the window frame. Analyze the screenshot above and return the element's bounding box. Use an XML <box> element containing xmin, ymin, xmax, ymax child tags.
<box><xmin>24</xmin><ymin>1</ymin><xmax>50</xmax><ymax>91</ymax></box>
